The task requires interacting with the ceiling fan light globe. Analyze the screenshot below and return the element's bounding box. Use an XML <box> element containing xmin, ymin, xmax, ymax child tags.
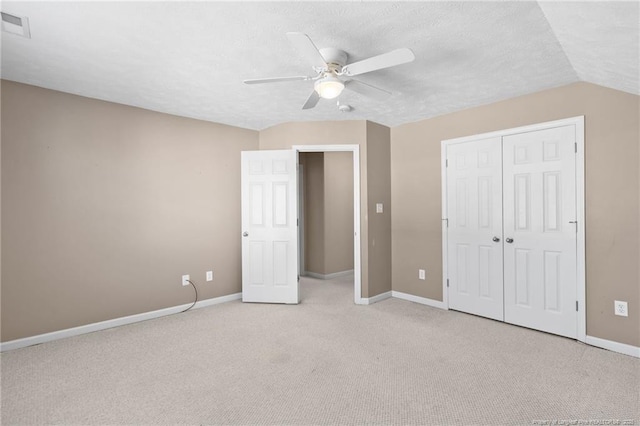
<box><xmin>314</xmin><ymin>76</ymin><xmax>344</xmax><ymax>99</ymax></box>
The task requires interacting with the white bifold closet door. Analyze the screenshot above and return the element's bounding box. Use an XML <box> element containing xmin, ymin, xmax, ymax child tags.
<box><xmin>502</xmin><ymin>126</ymin><xmax>577</xmax><ymax>338</ymax></box>
<box><xmin>447</xmin><ymin>137</ymin><xmax>504</xmax><ymax>321</ymax></box>
<box><xmin>446</xmin><ymin>125</ymin><xmax>578</xmax><ymax>338</ymax></box>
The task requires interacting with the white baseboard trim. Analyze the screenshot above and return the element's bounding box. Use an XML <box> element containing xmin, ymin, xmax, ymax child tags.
<box><xmin>359</xmin><ymin>291</ymin><xmax>392</xmax><ymax>305</ymax></box>
<box><xmin>391</xmin><ymin>291</ymin><xmax>448</xmax><ymax>310</ymax></box>
<box><xmin>585</xmin><ymin>335</ymin><xmax>640</xmax><ymax>358</ymax></box>
<box><xmin>388</xmin><ymin>293</ymin><xmax>639</xmax><ymax>357</ymax></box>
<box><xmin>0</xmin><ymin>292</ymin><xmax>242</xmax><ymax>352</ymax></box>
<box><xmin>304</xmin><ymin>269</ymin><xmax>354</xmax><ymax>280</ymax></box>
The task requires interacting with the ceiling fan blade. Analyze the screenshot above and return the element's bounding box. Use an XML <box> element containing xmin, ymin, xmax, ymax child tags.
<box><xmin>302</xmin><ymin>90</ymin><xmax>320</xmax><ymax>110</ymax></box>
<box><xmin>286</xmin><ymin>32</ymin><xmax>327</xmax><ymax>69</ymax></box>
<box><xmin>343</xmin><ymin>48</ymin><xmax>415</xmax><ymax>76</ymax></box>
<box><xmin>344</xmin><ymin>79</ymin><xmax>391</xmax><ymax>101</ymax></box>
<box><xmin>244</xmin><ymin>76</ymin><xmax>310</xmax><ymax>84</ymax></box>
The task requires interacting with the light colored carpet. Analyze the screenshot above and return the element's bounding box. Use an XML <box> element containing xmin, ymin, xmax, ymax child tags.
<box><xmin>1</xmin><ymin>274</ymin><xmax>639</xmax><ymax>425</ymax></box>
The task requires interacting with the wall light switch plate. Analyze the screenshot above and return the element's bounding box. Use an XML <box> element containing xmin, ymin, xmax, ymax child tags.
<box><xmin>418</xmin><ymin>269</ymin><xmax>426</xmax><ymax>280</ymax></box>
<box><xmin>614</xmin><ymin>300</ymin><xmax>628</xmax><ymax>317</ymax></box>
<box><xmin>182</xmin><ymin>275</ymin><xmax>190</xmax><ymax>286</ymax></box>
<box><xmin>376</xmin><ymin>203</ymin><xmax>383</xmax><ymax>213</ymax></box>
<box><xmin>206</xmin><ymin>271</ymin><xmax>213</xmax><ymax>281</ymax></box>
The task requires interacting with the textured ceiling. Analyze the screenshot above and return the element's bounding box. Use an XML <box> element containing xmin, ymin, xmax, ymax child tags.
<box><xmin>1</xmin><ymin>1</ymin><xmax>638</xmax><ymax>131</ymax></box>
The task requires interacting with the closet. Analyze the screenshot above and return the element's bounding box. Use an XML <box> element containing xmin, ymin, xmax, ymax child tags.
<box><xmin>442</xmin><ymin>117</ymin><xmax>585</xmax><ymax>339</ymax></box>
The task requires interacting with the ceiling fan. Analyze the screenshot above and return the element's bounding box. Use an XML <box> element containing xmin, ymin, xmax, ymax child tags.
<box><xmin>243</xmin><ymin>32</ymin><xmax>416</xmax><ymax>110</ymax></box>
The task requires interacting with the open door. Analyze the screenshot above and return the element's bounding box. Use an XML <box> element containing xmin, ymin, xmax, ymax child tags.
<box><xmin>241</xmin><ymin>150</ymin><xmax>299</xmax><ymax>304</ymax></box>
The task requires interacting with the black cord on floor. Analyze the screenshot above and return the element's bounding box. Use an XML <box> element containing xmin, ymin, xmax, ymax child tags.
<box><xmin>181</xmin><ymin>279</ymin><xmax>198</xmax><ymax>313</ymax></box>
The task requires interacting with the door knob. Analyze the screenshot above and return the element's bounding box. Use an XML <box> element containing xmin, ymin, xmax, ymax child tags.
<box><xmin>492</xmin><ymin>236</ymin><xmax>500</xmax><ymax>242</ymax></box>
<box><xmin>506</xmin><ymin>238</ymin><xmax>514</xmax><ymax>243</ymax></box>
<box><xmin>242</xmin><ymin>232</ymin><xmax>249</xmax><ymax>237</ymax></box>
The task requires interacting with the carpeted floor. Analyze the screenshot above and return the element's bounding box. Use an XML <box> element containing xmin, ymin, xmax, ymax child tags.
<box><xmin>1</xmin><ymin>274</ymin><xmax>639</xmax><ymax>425</ymax></box>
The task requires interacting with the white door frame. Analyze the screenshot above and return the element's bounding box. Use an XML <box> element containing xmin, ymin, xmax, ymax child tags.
<box><xmin>298</xmin><ymin>163</ymin><xmax>305</xmax><ymax>276</ymax></box>
<box><xmin>293</xmin><ymin>144</ymin><xmax>363</xmax><ymax>305</ymax></box>
<box><xmin>441</xmin><ymin>116</ymin><xmax>586</xmax><ymax>342</ymax></box>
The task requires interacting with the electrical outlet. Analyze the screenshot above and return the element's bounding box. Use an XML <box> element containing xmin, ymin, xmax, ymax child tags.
<box><xmin>206</xmin><ymin>271</ymin><xmax>213</xmax><ymax>281</ymax></box>
<box><xmin>418</xmin><ymin>269</ymin><xmax>426</xmax><ymax>280</ymax></box>
<box><xmin>614</xmin><ymin>300</ymin><xmax>628</xmax><ymax>317</ymax></box>
<box><xmin>182</xmin><ymin>274</ymin><xmax>190</xmax><ymax>286</ymax></box>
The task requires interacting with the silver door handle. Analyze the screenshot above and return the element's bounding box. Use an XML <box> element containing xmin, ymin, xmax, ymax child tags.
<box><xmin>506</xmin><ymin>238</ymin><xmax>514</xmax><ymax>243</ymax></box>
<box><xmin>242</xmin><ymin>232</ymin><xmax>249</xmax><ymax>237</ymax></box>
<box><xmin>492</xmin><ymin>237</ymin><xmax>500</xmax><ymax>242</ymax></box>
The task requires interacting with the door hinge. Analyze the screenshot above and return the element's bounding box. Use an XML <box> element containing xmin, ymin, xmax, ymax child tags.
<box><xmin>447</xmin><ymin>278</ymin><xmax>450</xmax><ymax>288</ymax></box>
<box><xmin>297</xmin><ymin>218</ymin><xmax>299</xmax><ymax>226</ymax></box>
<box><xmin>443</xmin><ymin>218</ymin><xmax>449</xmax><ymax>227</ymax></box>
<box><xmin>574</xmin><ymin>143</ymin><xmax>577</xmax><ymax>153</ymax></box>
<box><xmin>297</xmin><ymin>275</ymin><xmax>300</xmax><ymax>282</ymax></box>
<box><xmin>576</xmin><ymin>300</ymin><xmax>579</xmax><ymax>311</ymax></box>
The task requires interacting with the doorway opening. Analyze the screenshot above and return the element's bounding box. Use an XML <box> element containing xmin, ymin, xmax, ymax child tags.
<box><xmin>294</xmin><ymin>145</ymin><xmax>362</xmax><ymax>304</ymax></box>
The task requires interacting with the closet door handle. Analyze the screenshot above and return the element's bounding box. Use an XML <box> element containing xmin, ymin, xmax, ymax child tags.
<box><xmin>506</xmin><ymin>238</ymin><xmax>514</xmax><ymax>244</ymax></box>
<box><xmin>492</xmin><ymin>237</ymin><xmax>500</xmax><ymax>242</ymax></box>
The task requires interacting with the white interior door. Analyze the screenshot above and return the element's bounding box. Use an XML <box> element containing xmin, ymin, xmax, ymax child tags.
<box><xmin>446</xmin><ymin>137</ymin><xmax>504</xmax><ymax>321</ymax></box>
<box><xmin>241</xmin><ymin>150</ymin><xmax>299</xmax><ymax>304</ymax></box>
<box><xmin>502</xmin><ymin>125</ymin><xmax>577</xmax><ymax>338</ymax></box>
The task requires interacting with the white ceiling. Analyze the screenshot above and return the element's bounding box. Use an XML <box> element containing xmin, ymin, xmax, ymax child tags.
<box><xmin>1</xmin><ymin>1</ymin><xmax>638</xmax><ymax>131</ymax></box>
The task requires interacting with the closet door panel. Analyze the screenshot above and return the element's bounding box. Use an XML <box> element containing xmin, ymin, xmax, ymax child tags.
<box><xmin>446</xmin><ymin>137</ymin><xmax>504</xmax><ymax>321</ymax></box>
<box><xmin>502</xmin><ymin>125</ymin><xmax>577</xmax><ymax>338</ymax></box>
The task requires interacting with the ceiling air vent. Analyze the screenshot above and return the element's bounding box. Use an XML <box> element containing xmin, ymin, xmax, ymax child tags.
<box><xmin>1</xmin><ymin>12</ymin><xmax>31</xmax><ymax>38</ymax></box>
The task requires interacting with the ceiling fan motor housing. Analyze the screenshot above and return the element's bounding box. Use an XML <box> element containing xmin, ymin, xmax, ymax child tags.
<box><xmin>319</xmin><ymin>48</ymin><xmax>348</xmax><ymax>68</ymax></box>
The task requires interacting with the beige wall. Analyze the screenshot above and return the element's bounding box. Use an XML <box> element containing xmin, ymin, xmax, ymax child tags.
<box><xmin>1</xmin><ymin>81</ymin><xmax>259</xmax><ymax>342</ymax></box>
<box><xmin>391</xmin><ymin>82</ymin><xmax>640</xmax><ymax>347</ymax></box>
<box><xmin>365</xmin><ymin>122</ymin><xmax>392</xmax><ymax>296</ymax></box>
<box><xmin>299</xmin><ymin>152</ymin><xmax>325</xmax><ymax>274</ymax></box>
<box><xmin>6</xmin><ymin>79</ymin><xmax>635</xmax><ymax>349</ymax></box>
<box><xmin>324</xmin><ymin>152</ymin><xmax>354</xmax><ymax>274</ymax></box>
